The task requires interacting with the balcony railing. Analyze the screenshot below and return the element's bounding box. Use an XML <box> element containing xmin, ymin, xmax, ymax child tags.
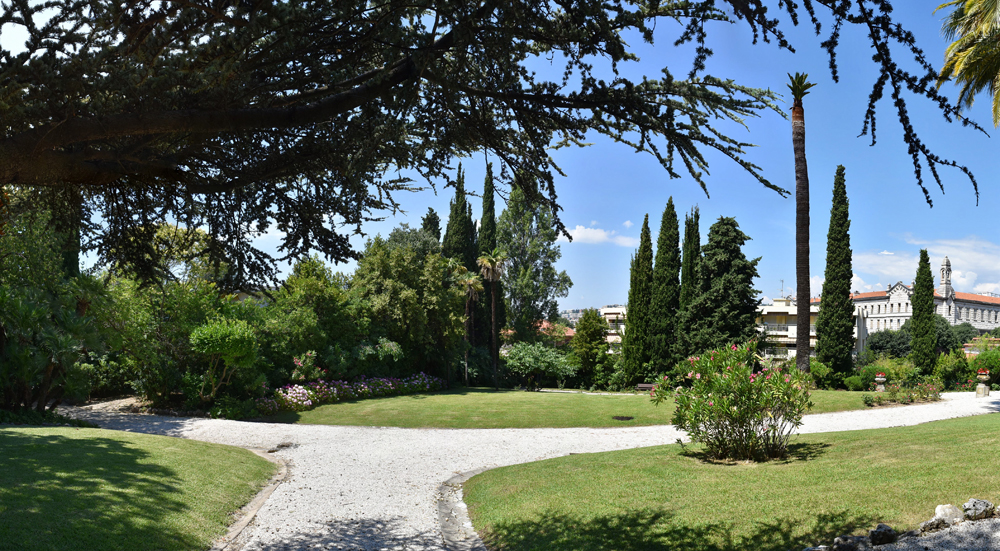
<box><xmin>761</xmin><ymin>324</ymin><xmax>816</xmax><ymax>334</ymax></box>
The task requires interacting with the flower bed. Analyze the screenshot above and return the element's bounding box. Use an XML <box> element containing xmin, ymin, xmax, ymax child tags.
<box><xmin>256</xmin><ymin>373</ymin><xmax>446</xmax><ymax>415</ymax></box>
<box><xmin>862</xmin><ymin>381</ymin><xmax>941</xmax><ymax>407</ymax></box>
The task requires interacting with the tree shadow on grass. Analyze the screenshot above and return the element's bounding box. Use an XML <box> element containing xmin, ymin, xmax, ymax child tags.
<box><xmin>0</xmin><ymin>429</ymin><xmax>193</xmax><ymax>551</ymax></box>
<box><xmin>479</xmin><ymin>508</ymin><xmax>877</xmax><ymax>551</ymax></box>
<box><xmin>676</xmin><ymin>441</ymin><xmax>833</xmax><ymax>465</ymax></box>
<box><xmin>240</xmin><ymin>516</ymin><xmax>442</xmax><ymax>550</ymax></box>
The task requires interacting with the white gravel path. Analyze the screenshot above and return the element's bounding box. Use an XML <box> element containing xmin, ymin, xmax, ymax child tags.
<box><xmin>59</xmin><ymin>391</ymin><xmax>1000</xmax><ymax>551</ymax></box>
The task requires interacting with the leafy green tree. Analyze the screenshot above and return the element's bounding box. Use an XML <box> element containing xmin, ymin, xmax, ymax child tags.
<box><xmin>815</xmin><ymin>166</ymin><xmax>855</xmax><ymax>375</ymax></box>
<box><xmin>953</xmin><ymin>322</ymin><xmax>981</xmax><ymax>346</ymax></box>
<box><xmin>621</xmin><ymin>215</ymin><xmax>654</xmax><ymax>385</ymax></box>
<box><xmin>570</xmin><ymin>308</ymin><xmax>610</xmax><ymax>389</ymax></box>
<box><xmin>497</xmin><ymin>184</ymin><xmax>572</xmax><ymax>343</ymax></box>
<box><xmin>478</xmin><ymin>248</ymin><xmax>509</xmax><ymax>390</ymax></box>
<box><xmin>911</xmin><ymin>249</ymin><xmax>937</xmax><ymax>375</ymax></box>
<box><xmin>504</xmin><ymin>342</ymin><xmax>575</xmax><ymax>391</ymax></box>
<box><xmin>789</xmin><ymin>72</ymin><xmax>817</xmax><ymax>372</ymax></box>
<box><xmin>350</xmin><ymin>234</ymin><xmax>465</xmax><ymax>381</ymax></box>
<box><xmin>442</xmin><ymin>166</ymin><xmax>478</xmax><ymax>273</ymax></box>
<box><xmin>676</xmin><ymin>217</ymin><xmax>761</xmax><ymax>355</ymax></box>
<box><xmin>0</xmin><ymin>1</ymin><xmax>975</xmax><ymax>288</ymax></box>
<box><xmin>650</xmin><ymin>198</ymin><xmax>681</xmax><ymax>372</ymax></box>
<box><xmin>863</xmin><ymin>330</ymin><xmax>912</xmax><ymax>359</ymax></box>
<box><xmin>421</xmin><ymin>208</ymin><xmax>442</xmax><ymax>241</ymax></box>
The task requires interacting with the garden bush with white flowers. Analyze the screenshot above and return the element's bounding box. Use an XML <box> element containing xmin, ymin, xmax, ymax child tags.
<box><xmin>651</xmin><ymin>340</ymin><xmax>813</xmax><ymax>461</ymax></box>
<box><xmin>256</xmin><ymin>372</ymin><xmax>446</xmax><ymax>415</ymax></box>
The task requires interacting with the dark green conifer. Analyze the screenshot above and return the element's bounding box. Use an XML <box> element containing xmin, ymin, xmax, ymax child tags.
<box><xmin>621</xmin><ymin>214</ymin><xmax>653</xmax><ymax>385</ymax></box>
<box><xmin>911</xmin><ymin>249</ymin><xmax>937</xmax><ymax>375</ymax></box>
<box><xmin>421</xmin><ymin>208</ymin><xmax>441</xmax><ymax>241</ymax></box>
<box><xmin>815</xmin><ymin>166</ymin><xmax>855</xmax><ymax>375</ymax></box>
<box><xmin>441</xmin><ymin>165</ymin><xmax>478</xmax><ymax>272</ymax></box>
<box><xmin>475</xmin><ymin>164</ymin><xmax>505</xmax><ymax>352</ymax></box>
<box><xmin>650</xmin><ymin>198</ymin><xmax>681</xmax><ymax>372</ymax></box>
<box><xmin>676</xmin><ymin>207</ymin><xmax>701</xmax><ymax>358</ymax></box>
<box><xmin>676</xmin><ymin>217</ymin><xmax>760</xmax><ymax>355</ymax></box>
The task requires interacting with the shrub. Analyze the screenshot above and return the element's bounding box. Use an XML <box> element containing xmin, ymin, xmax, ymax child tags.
<box><xmin>256</xmin><ymin>372</ymin><xmax>446</xmax><ymax>416</ymax></box>
<box><xmin>809</xmin><ymin>358</ymin><xmax>841</xmax><ymax>389</ymax></box>
<box><xmin>651</xmin><ymin>341</ymin><xmax>813</xmax><ymax>461</ymax></box>
<box><xmin>862</xmin><ymin>381</ymin><xmax>941</xmax><ymax>407</ymax></box>
<box><xmin>844</xmin><ymin>375</ymin><xmax>865</xmax><ymax>391</ymax></box>
<box><xmin>503</xmin><ymin>342</ymin><xmax>576</xmax><ymax>390</ymax></box>
<box><xmin>971</xmin><ymin>346</ymin><xmax>1000</xmax><ymax>387</ymax></box>
<box><xmin>934</xmin><ymin>349</ymin><xmax>974</xmax><ymax>389</ymax></box>
<box><xmin>189</xmin><ymin>318</ymin><xmax>258</xmax><ymax>404</ymax></box>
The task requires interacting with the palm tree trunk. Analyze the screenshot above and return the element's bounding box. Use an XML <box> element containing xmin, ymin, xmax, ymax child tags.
<box><xmin>491</xmin><ymin>284</ymin><xmax>499</xmax><ymax>390</ymax></box>
<box><xmin>793</xmin><ymin>100</ymin><xmax>811</xmax><ymax>373</ymax></box>
<box><xmin>464</xmin><ymin>297</ymin><xmax>471</xmax><ymax>386</ymax></box>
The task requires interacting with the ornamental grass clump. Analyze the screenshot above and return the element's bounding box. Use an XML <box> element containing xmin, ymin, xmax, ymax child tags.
<box><xmin>651</xmin><ymin>341</ymin><xmax>813</xmax><ymax>461</ymax></box>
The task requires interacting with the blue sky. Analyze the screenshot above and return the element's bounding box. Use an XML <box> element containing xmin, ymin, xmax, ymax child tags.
<box><xmin>19</xmin><ymin>5</ymin><xmax>998</xmax><ymax>309</ymax></box>
<box><xmin>259</xmin><ymin>4</ymin><xmax>1000</xmax><ymax>311</ymax></box>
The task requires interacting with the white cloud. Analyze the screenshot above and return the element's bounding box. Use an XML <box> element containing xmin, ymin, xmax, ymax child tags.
<box><xmin>590</xmin><ymin>220</ymin><xmax>598</xmax><ymax>227</ymax></box>
<box><xmin>853</xmin><ymin>250</ymin><xmax>919</xmax><ymax>283</ymax></box>
<box><xmin>760</xmin><ymin>295</ymin><xmax>774</xmax><ymax>306</ymax></box>
<box><xmin>810</xmin><ymin>275</ymin><xmax>825</xmax><ymax>297</ymax></box>
<box><xmin>952</xmin><ymin>269</ymin><xmax>978</xmax><ymax>289</ymax></box>
<box><xmin>973</xmin><ymin>282</ymin><xmax>1000</xmax><ymax>295</ymax></box>
<box><xmin>557</xmin><ymin>225</ymin><xmax>640</xmax><ymax>247</ymax></box>
<box><xmin>622</xmin><ymin>220</ymin><xmax>633</xmax><ymax>229</ymax></box>
<box><xmin>879</xmin><ymin>250</ymin><xmax>894</xmax><ymax>255</ymax></box>
<box><xmin>850</xmin><ymin>273</ymin><xmax>878</xmax><ymax>293</ymax></box>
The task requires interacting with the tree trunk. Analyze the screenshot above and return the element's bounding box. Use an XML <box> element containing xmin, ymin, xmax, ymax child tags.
<box><xmin>464</xmin><ymin>297</ymin><xmax>471</xmax><ymax>386</ymax></box>
<box><xmin>793</xmin><ymin>100</ymin><xmax>811</xmax><ymax>373</ymax></box>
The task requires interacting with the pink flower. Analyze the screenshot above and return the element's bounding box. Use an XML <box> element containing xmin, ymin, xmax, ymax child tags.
<box><xmin>687</xmin><ymin>371</ymin><xmax>693</xmax><ymax>378</ymax></box>
<box><xmin>708</xmin><ymin>401</ymin><xmax>714</xmax><ymax>406</ymax></box>
<box><xmin>731</xmin><ymin>344</ymin><xmax>737</xmax><ymax>350</ymax></box>
<box><xmin>695</xmin><ymin>373</ymin><xmax>701</xmax><ymax>379</ymax></box>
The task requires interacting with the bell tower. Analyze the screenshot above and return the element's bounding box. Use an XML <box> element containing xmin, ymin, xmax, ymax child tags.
<box><xmin>939</xmin><ymin>256</ymin><xmax>955</xmax><ymax>301</ymax></box>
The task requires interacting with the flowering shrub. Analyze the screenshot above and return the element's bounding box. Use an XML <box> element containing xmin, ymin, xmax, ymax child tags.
<box><xmin>651</xmin><ymin>341</ymin><xmax>812</xmax><ymax>461</ymax></box>
<box><xmin>290</xmin><ymin>351</ymin><xmax>323</xmax><ymax>383</ymax></box>
<box><xmin>862</xmin><ymin>381</ymin><xmax>941</xmax><ymax>407</ymax></box>
<box><xmin>256</xmin><ymin>372</ymin><xmax>446</xmax><ymax>415</ymax></box>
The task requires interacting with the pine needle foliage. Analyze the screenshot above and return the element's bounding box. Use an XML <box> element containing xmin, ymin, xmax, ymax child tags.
<box><xmin>475</xmin><ymin>164</ymin><xmax>504</xmax><ymax>354</ymax></box>
<box><xmin>677</xmin><ymin>207</ymin><xmax>702</xmax><ymax>358</ymax></box>
<box><xmin>650</xmin><ymin>198</ymin><xmax>682</xmax><ymax>372</ymax></box>
<box><xmin>421</xmin><ymin>208</ymin><xmax>442</xmax><ymax>242</ymax></box>
<box><xmin>676</xmin><ymin>217</ymin><xmax>761</xmax><ymax>356</ymax></box>
<box><xmin>815</xmin><ymin>166</ymin><xmax>855</xmax><ymax>375</ymax></box>
<box><xmin>911</xmin><ymin>249</ymin><xmax>938</xmax><ymax>375</ymax></box>
<box><xmin>0</xmin><ymin>0</ymin><xmax>980</xmax><ymax>287</ymax></box>
<box><xmin>621</xmin><ymin>215</ymin><xmax>654</xmax><ymax>385</ymax></box>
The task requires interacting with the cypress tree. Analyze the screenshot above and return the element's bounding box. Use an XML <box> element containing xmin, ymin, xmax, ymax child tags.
<box><xmin>815</xmin><ymin>166</ymin><xmax>855</xmax><ymax>375</ymax></box>
<box><xmin>475</xmin><ymin>164</ymin><xmax>504</xmax><ymax>351</ymax></box>
<box><xmin>650</xmin><ymin>197</ymin><xmax>681</xmax><ymax>372</ymax></box>
<box><xmin>911</xmin><ymin>249</ymin><xmax>937</xmax><ymax>375</ymax></box>
<box><xmin>676</xmin><ymin>207</ymin><xmax>701</xmax><ymax>358</ymax></box>
<box><xmin>676</xmin><ymin>217</ymin><xmax>761</xmax><ymax>355</ymax></box>
<box><xmin>442</xmin><ymin>165</ymin><xmax>478</xmax><ymax>272</ymax></box>
<box><xmin>421</xmin><ymin>207</ymin><xmax>441</xmax><ymax>241</ymax></box>
<box><xmin>621</xmin><ymin>214</ymin><xmax>653</xmax><ymax>385</ymax></box>
<box><xmin>678</xmin><ymin>207</ymin><xmax>701</xmax><ymax>311</ymax></box>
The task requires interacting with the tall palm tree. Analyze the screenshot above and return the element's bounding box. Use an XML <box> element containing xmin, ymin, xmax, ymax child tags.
<box><xmin>478</xmin><ymin>248</ymin><xmax>508</xmax><ymax>391</ymax></box>
<box><xmin>456</xmin><ymin>269</ymin><xmax>483</xmax><ymax>386</ymax></box>
<box><xmin>789</xmin><ymin>72</ymin><xmax>816</xmax><ymax>373</ymax></box>
<box><xmin>936</xmin><ymin>0</ymin><xmax>1000</xmax><ymax>126</ymax></box>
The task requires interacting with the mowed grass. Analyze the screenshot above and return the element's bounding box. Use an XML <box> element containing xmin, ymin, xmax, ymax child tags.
<box><xmin>270</xmin><ymin>387</ymin><xmax>868</xmax><ymax>428</ymax></box>
<box><xmin>464</xmin><ymin>413</ymin><xmax>1000</xmax><ymax>551</ymax></box>
<box><xmin>0</xmin><ymin>427</ymin><xmax>276</xmax><ymax>551</ymax></box>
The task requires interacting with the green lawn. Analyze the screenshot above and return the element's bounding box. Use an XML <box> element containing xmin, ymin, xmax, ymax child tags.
<box><xmin>0</xmin><ymin>427</ymin><xmax>276</xmax><ymax>551</ymax></box>
<box><xmin>464</xmin><ymin>413</ymin><xmax>1000</xmax><ymax>551</ymax></box>
<box><xmin>269</xmin><ymin>388</ymin><xmax>868</xmax><ymax>428</ymax></box>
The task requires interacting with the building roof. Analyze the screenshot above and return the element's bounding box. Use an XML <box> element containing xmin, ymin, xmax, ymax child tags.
<box><xmin>954</xmin><ymin>292</ymin><xmax>1000</xmax><ymax>306</ymax></box>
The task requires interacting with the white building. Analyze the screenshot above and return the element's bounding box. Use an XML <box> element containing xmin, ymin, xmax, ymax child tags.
<box><xmin>757</xmin><ymin>256</ymin><xmax>1000</xmax><ymax>357</ymax></box>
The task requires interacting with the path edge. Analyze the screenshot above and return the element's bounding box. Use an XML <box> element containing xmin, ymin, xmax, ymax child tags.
<box><xmin>438</xmin><ymin>467</ymin><xmax>491</xmax><ymax>551</ymax></box>
<box><xmin>211</xmin><ymin>448</ymin><xmax>290</xmax><ymax>551</ymax></box>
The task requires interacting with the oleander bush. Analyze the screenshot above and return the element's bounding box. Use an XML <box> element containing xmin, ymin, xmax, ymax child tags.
<box><xmin>651</xmin><ymin>340</ymin><xmax>812</xmax><ymax>461</ymax></box>
<box><xmin>256</xmin><ymin>372</ymin><xmax>446</xmax><ymax>415</ymax></box>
